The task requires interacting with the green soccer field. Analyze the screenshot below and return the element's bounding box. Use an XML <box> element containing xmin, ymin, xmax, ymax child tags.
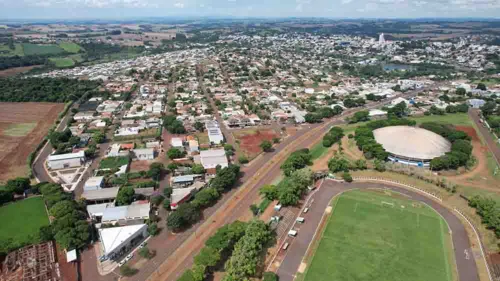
<box><xmin>0</xmin><ymin>197</ymin><xmax>49</xmax><ymax>247</ymax></box>
<box><xmin>303</xmin><ymin>189</ymin><xmax>454</xmax><ymax>281</ymax></box>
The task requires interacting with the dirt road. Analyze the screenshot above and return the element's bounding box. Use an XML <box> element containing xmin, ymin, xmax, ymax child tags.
<box><xmin>277</xmin><ymin>180</ymin><xmax>479</xmax><ymax>281</ymax></box>
<box><xmin>469</xmin><ymin>108</ymin><xmax>500</xmax><ymax>167</ymax></box>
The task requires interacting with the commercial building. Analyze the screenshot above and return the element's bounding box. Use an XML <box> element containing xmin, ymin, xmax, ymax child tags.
<box><xmin>99</xmin><ymin>224</ymin><xmax>148</xmax><ymax>260</ymax></box>
<box><xmin>199</xmin><ymin>149</ymin><xmax>228</xmax><ymax>173</ymax></box>
<box><xmin>206</xmin><ymin>121</ymin><xmax>224</xmax><ymax>144</ymax></box>
<box><xmin>47</xmin><ymin>151</ymin><xmax>86</xmax><ymax>170</ymax></box>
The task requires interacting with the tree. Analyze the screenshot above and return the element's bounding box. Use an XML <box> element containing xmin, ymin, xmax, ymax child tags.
<box><xmin>304</xmin><ymin>113</ymin><xmax>321</xmax><ymax>123</ymax></box>
<box><xmin>259</xmin><ymin>185</ymin><xmax>278</xmax><ymax>201</ymax></box>
<box><xmin>342</xmin><ymin>172</ymin><xmax>353</xmax><ymax>183</ymax></box>
<box><xmin>5</xmin><ymin>177</ymin><xmax>30</xmax><ymax>194</ymax></box>
<box><xmin>191</xmin><ymin>164</ymin><xmax>205</xmax><ymax>174</ymax></box>
<box><xmin>163</xmin><ymin>115</ymin><xmax>186</xmax><ymax>134</ymax></box>
<box><xmin>374</xmin><ymin>159</ymin><xmax>386</xmax><ymax>172</ymax></box>
<box><xmin>194</xmin><ymin>121</ymin><xmax>205</xmax><ymax>132</ymax></box>
<box><xmin>92</xmin><ymin>131</ymin><xmax>105</xmax><ymax>144</ymax></box>
<box><xmin>116</xmin><ymin>186</ymin><xmax>135</xmax><ymax>206</ymax></box>
<box><xmin>38</xmin><ymin>225</ymin><xmax>54</xmax><ymax>242</ymax></box>
<box><xmin>194</xmin><ymin>246</ymin><xmax>221</xmax><ymax>267</ymax></box>
<box><xmin>148</xmin><ymin>162</ymin><xmax>164</xmax><ymax>181</ymax></box>
<box><xmin>148</xmin><ymin>223</ymin><xmax>159</xmax><ymax>236</ymax></box>
<box><xmin>456</xmin><ymin>87</ymin><xmax>467</xmax><ymax>95</ymax></box>
<box><xmin>280</xmin><ymin>149</ymin><xmax>311</xmax><ymax>176</ymax></box>
<box><xmin>151</xmin><ymin>195</ymin><xmax>164</xmax><ymax>206</ymax></box>
<box><xmin>167</xmin><ymin>203</ymin><xmax>201</xmax><ymax>232</ymax></box>
<box><xmin>388</xmin><ymin>101</ymin><xmax>408</xmax><ymax>118</ymax></box>
<box><xmin>139</xmin><ymin>247</ymin><xmax>155</xmax><ymax>259</ymax></box>
<box><xmin>477</xmin><ymin>83</ymin><xmax>487</xmax><ymax>91</ymax></box>
<box><xmin>350</xmin><ymin>110</ymin><xmax>370</xmax><ymax>123</ymax></box>
<box><xmin>260</xmin><ymin>140</ymin><xmax>273</xmax><ymax>152</ymax></box>
<box><xmin>328</xmin><ymin>157</ymin><xmax>350</xmax><ymax>173</ymax></box>
<box><xmin>273</xmin><ymin>137</ymin><xmax>280</xmax><ymax>144</ymax></box>
<box><xmin>481</xmin><ymin>101</ymin><xmax>496</xmax><ymax>117</ymax></box>
<box><xmin>263</xmin><ymin>272</ymin><xmax>279</xmax><ymax>281</ymax></box>
<box><xmin>353</xmin><ymin>159</ymin><xmax>367</xmax><ymax>170</ymax></box>
<box><xmin>167</xmin><ymin>148</ymin><xmax>185</xmax><ymax>159</ymax></box>
<box><xmin>192</xmin><ymin>188</ymin><xmax>220</xmax><ymax>208</ymax></box>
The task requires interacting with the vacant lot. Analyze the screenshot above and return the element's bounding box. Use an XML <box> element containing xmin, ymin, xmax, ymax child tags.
<box><xmin>233</xmin><ymin>128</ymin><xmax>278</xmax><ymax>160</ymax></box>
<box><xmin>303</xmin><ymin>190</ymin><xmax>454</xmax><ymax>281</ymax></box>
<box><xmin>0</xmin><ymin>102</ymin><xmax>64</xmax><ymax>182</ymax></box>
<box><xmin>410</xmin><ymin>113</ymin><xmax>471</xmax><ymax>126</ymax></box>
<box><xmin>99</xmin><ymin>156</ymin><xmax>130</xmax><ymax>170</ymax></box>
<box><xmin>22</xmin><ymin>43</ymin><xmax>64</xmax><ymax>56</ymax></box>
<box><xmin>0</xmin><ymin>197</ymin><xmax>49</xmax><ymax>247</ymax></box>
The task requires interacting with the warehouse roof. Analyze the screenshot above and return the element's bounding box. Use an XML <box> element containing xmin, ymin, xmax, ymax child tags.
<box><xmin>373</xmin><ymin>126</ymin><xmax>451</xmax><ymax>160</ymax></box>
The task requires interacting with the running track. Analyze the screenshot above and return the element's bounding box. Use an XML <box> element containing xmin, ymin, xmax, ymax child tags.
<box><xmin>277</xmin><ymin>180</ymin><xmax>479</xmax><ymax>281</ymax></box>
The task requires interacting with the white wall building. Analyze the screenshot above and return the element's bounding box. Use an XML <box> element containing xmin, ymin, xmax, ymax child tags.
<box><xmin>47</xmin><ymin>151</ymin><xmax>86</xmax><ymax>170</ymax></box>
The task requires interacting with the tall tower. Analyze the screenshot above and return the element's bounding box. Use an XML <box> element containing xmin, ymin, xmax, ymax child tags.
<box><xmin>379</xmin><ymin>33</ymin><xmax>385</xmax><ymax>44</ymax></box>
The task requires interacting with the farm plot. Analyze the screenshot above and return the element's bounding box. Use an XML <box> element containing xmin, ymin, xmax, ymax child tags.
<box><xmin>303</xmin><ymin>189</ymin><xmax>454</xmax><ymax>281</ymax></box>
<box><xmin>233</xmin><ymin>128</ymin><xmax>278</xmax><ymax>160</ymax></box>
<box><xmin>0</xmin><ymin>196</ymin><xmax>49</xmax><ymax>248</ymax></box>
<box><xmin>22</xmin><ymin>43</ymin><xmax>64</xmax><ymax>56</ymax></box>
<box><xmin>0</xmin><ymin>102</ymin><xmax>64</xmax><ymax>183</ymax></box>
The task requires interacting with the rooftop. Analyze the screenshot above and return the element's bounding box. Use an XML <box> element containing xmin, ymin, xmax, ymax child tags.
<box><xmin>373</xmin><ymin>126</ymin><xmax>451</xmax><ymax>160</ymax></box>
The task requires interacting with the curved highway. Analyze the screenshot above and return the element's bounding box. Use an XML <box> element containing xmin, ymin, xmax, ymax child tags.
<box><xmin>276</xmin><ymin>180</ymin><xmax>479</xmax><ymax>281</ymax></box>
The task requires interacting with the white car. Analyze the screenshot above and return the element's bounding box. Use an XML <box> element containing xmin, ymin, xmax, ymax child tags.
<box><xmin>125</xmin><ymin>254</ymin><xmax>133</xmax><ymax>261</ymax></box>
<box><xmin>118</xmin><ymin>260</ymin><xmax>126</xmax><ymax>266</ymax></box>
<box><xmin>139</xmin><ymin>242</ymin><xmax>147</xmax><ymax>248</ymax></box>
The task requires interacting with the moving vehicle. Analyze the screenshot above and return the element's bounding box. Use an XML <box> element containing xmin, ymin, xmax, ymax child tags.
<box><xmin>288</xmin><ymin>229</ymin><xmax>298</xmax><ymax>237</ymax></box>
<box><xmin>296</xmin><ymin>217</ymin><xmax>305</xmax><ymax>223</ymax></box>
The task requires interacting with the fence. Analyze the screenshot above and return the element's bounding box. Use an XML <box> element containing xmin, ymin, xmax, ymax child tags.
<box><xmin>352</xmin><ymin>176</ymin><xmax>443</xmax><ymax>202</ymax></box>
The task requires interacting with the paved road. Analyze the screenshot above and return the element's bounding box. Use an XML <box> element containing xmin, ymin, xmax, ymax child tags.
<box><xmin>469</xmin><ymin>108</ymin><xmax>500</xmax><ymax>167</ymax></box>
<box><xmin>277</xmin><ymin>180</ymin><xmax>479</xmax><ymax>281</ymax></box>
<box><xmin>32</xmin><ymin>103</ymin><xmax>79</xmax><ymax>183</ymax></box>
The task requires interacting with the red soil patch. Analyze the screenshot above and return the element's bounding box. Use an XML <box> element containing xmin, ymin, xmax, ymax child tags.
<box><xmin>0</xmin><ymin>102</ymin><xmax>64</xmax><ymax>182</ymax></box>
<box><xmin>130</xmin><ymin>160</ymin><xmax>154</xmax><ymax>172</ymax></box>
<box><xmin>456</xmin><ymin>126</ymin><xmax>479</xmax><ymax>141</ymax></box>
<box><xmin>0</xmin><ymin>65</ymin><xmax>42</xmax><ymax>77</ymax></box>
<box><xmin>235</xmin><ymin>129</ymin><xmax>278</xmax><ymax>159</ymax></box>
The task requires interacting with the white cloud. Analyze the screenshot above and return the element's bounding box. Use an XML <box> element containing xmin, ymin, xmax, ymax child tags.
<box><xmin>174</xmin><ymin>2</ymin><xmax>184</xmax><ymax>8</ymax></box>
<box><xmin>341</xmin><ymin>0</ymin><xmax>353</xmax><ymax>4</ymax></box>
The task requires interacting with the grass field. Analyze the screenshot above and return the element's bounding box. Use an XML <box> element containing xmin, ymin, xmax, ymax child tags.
<box><xmin>0</xmin><ymin>43</ymin><xmax>24</xmax><ymax>57</ymax></box>
<box><xmin>310</xmin><ymin>142</ymin><xmax>329</xmax><ymax>160</ymax></box>
<box><xmin>2</xmin><ymin>122</ymin><xmax>37</xmax><ymax>137</ymax></box>
<box><xmin>0</xmin><ymin>197</ymin><xmax>49</xmax><ymax>246</ymax></box>
<box><xmin>22</xmin><ymin>43</ymin><xmax>64</xmax><ymax>56</ymax></box>
<box><xmin>303</xmin><ymin>190</ymin><xmax>454</xmax><ymax>281</ymax></box>
<box><xmin>410</xmin><ymin>113</ymin><xmax>471</xmax><ymax>126</ymax></box>
<box><xmin>59</xmin><ymin>42</ymin><xmax>83</xmax><ymax>53</ymax></box>
<box><xmin>99</xmin><ymin>156</ymin><xmax>130</xmax><ymax>169</ymax></box>
<box><xmin>49</xmin><ymin>57</ymin><xmax>75</xmax><ymax>67</ymax></box>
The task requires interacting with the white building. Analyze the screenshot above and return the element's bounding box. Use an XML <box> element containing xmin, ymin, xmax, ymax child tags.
<box><xmin>99</xmin><ymin>224</ymin><xmax>148</xmax><ymax>259</ymax></box>
<box><xmin>200</xmin><ymin>149</ymin><xmax>228</xmax><ymax>172</ymax></box>
<box><xmin>171</xmin><ymin>138</ymin><xmax>184</xmax><ymax>148</ymax></box>
<box><xmin>206</xmin><ymin>121</ymin><xmax>224</xmax><ymax>144</ymax></box>
<box><xmin>131</xmin><ymin>148</ymin><xmax>155</xmax><ymax>161</ymax></box>
<box><xmin>84</xmin><ymin>176</ymin><xmax>104</xmax><ymax>191</ymax></box>
<box><xmin>47</xmin><ymin>151</ymin><xmax>86</xmax><ymax>170</ymax></box>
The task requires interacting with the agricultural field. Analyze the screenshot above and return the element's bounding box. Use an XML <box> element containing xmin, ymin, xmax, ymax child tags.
<box><xmin>0</xmin><ymin>102</ymin><xmax>64</xmax><ymax>183</ymax></box>
<box><xmin>0</xmin><ymin>197</ymin><xmax>49</xmax><ymax>247</ymax></box>
<box><xmin>59</xmin><ymin>42</ymin><xmax>83</xmax><ymax>53</ymax></box>
<box><xmin>233</xmin><ymin>128</ymin><xmax>278</xmax><ymax>160</ymax></box>
<box><xmin>49</xmin><ymin>57</ymin><xmax>75</xmax><ymax>67</ymax></box>
<box><xmin>22</xmin><ymin>43</ymin><xmax>65</xmax><ymax>56</ymax></box>
<box><xmin>0</xmin><ymin>43</ymin><xmax>24</xmax><ymax>57</ymax></box>
<box><xmin>303</xmin><ymin>190</ymin><xmax>454</xmax><ymax>281</ymax></box>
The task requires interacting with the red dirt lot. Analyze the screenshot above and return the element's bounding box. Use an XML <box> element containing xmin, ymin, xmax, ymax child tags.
<box><xmin>0</xmin><ymin>102</ymin><xmax>64</xmax><ymax>183</ymax></box>
<box><xmin>456</xmin><ymin>125</ymin><xmax>479</xmax><ymax>142</ymax></box>
<box><xmin>234</xmin><ymin>129</ymin><xmax>278</xmax><ymax>160</ymax></box>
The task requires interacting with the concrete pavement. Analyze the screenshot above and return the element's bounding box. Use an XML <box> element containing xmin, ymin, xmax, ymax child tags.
<box><xmin>276</xmin><ymin>180</ymin><xmax>479</xmax><ymax>281</ymax></box>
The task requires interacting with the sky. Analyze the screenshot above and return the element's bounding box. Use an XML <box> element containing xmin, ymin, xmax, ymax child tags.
<box><xmin>1</xmin><ymin>0</ymin><xmax>500</xmax><ymax>20</ymax></box>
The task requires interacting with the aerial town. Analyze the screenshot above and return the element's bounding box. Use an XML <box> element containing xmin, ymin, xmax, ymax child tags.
<box><xmin>1</xmin><ymin>18</ymin><xmax>500</xmax><ymax>281</ymax></box>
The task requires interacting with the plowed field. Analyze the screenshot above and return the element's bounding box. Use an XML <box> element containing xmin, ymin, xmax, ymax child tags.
<box><xmin>0</xmin><ymin>102</ymin><xmax>64</xmax><ymax>182</ymax></box>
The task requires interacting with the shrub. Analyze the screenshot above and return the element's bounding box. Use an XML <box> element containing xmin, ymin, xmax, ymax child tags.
<box><xmin>120</xmin><ymin>264</ymin><xmax>138</xmax><ymax>276</ymax></box>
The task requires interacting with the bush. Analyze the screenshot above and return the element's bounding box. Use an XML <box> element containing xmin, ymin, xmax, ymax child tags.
<box><xmin>120</xmin><ymin>264</ymin><xmax>138</xmax><ymax>276</ymax></box>
<box><xmin>148</xmin><ymin>223</ymin><xmax>159</xmax><ymax>236</ymax></box>
<box><xmin>139</xmin><ymin>247</ymin><xmax>155</xmax><ymax>259</ymax></box>
<box><xmin>238</xmin><ymin>156</ymin><xmax>249</xmax><ymax>164</ymax></box>
<box><xmin>263</xmin><ymin>272</ymin><xmax>279</xmax><ymax>281</ymax></box>
<box><xmin>342</xmin><ymin>172</ymin><xmax>353</xmax><ymax>183</ymax></box>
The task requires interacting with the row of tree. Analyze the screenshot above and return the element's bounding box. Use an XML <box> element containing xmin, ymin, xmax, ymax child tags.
<box><xmin>421</xmin><ymin>122</ymin><xmax>473</xmax><ymax>170</ymax></box>
<box><xmin>469</xmin><ymin>196</ymin><xmax>500</xmax><ymax>238</ymax></box>
<box><xmin>166</xmin><ymin>165</ymin><xmax>241</xmax><ymax>232</ymax></box>
<box><xmin>260</xmin><ymin>167</ymin><xmax>313</xmax><ymax>206</ymax></box>
<box><xmin>0</xmin><ymin>77</ymin><xmax>100</xmax><ymax>102</ymax></box>
<box><xmin>322</xmin><ymin>126</ymin><xmax>344</xmax><ymax>147</ymax></box>
<box><xmin>304</xmin><ymin>105</ymin><xmax>343</xmax><ymax>123</ymax></box>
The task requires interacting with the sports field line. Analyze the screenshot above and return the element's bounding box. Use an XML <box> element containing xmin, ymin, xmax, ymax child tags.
<box><xmin>439</xmin><ymin>217</ymin><xmax>453</xmax><ymax>281</ymax></box>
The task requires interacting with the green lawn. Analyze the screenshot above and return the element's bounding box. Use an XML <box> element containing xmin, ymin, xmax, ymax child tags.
<box><xmin>0</xmin><ymin>197</ymin><xmax>49</xmax><ymax>246</ymax></box>
<box><xmin>3</xmin><ymin>122</ymin><xmax>37</xmax><ymax>137</ymax></box>
<box><xmin>22</xmin><ymin>43</ymin><xmax>64</xmax><ymax>56</ymax></box>
<box><xmin>310</xmin><ymin>142</ymin><xmax>329</xmax><ymax>160</ymax></box>
<box><xmin>303</xmin><ymin>190</ymin><xmax>454</xmax><ymax>281</ymax></box>
<box><xmin>99</xmin><ymin>156</ymin><xmax>130</xmax><ymax>169</ymax></box>
<box><xmin>49</xmin><ymin>57</ymin><xmax>75</xmax><ymax>68</ymax></box>
<box><xmin>59</xmin><ymin>42</ymin><xmax>83</xmax><ymax>53</ymax></box>
<box><xmin>410</xmin><ymin>113</ymin><xmax>471</xmax><ymax>126</ymax></box>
